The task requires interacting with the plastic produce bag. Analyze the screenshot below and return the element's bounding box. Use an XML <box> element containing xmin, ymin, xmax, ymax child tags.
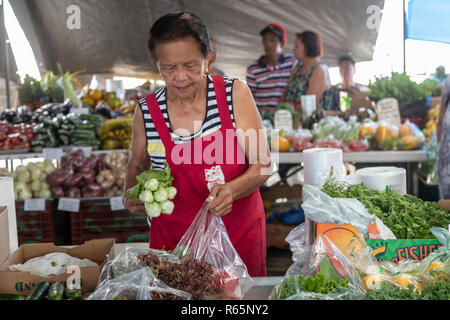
<box><xmin>87</xmin><ymin>267</ymin><xmax>191</xmax><ymax>300</ymax></box>
<box><xmin>301</xmin><ymin>184</ymin><xmax>395</xmax><ymax>239</ymax></box>
<box><xmin>97</xmin><ymin>246</ymin><xmax>179</xmax><ymax>287</ymax></box>
<box><xmin>173</xmin><ymin>200</ymin><xmax>253</xmax><ymax>300</ymax></box>
<box><xmin>418</xmin><ymin>227</ymin><xmax>450</xmax><ymax>284</ymax></box>
<box><xmin>270</xmin><ymin>234</ymin><xmax>366</xmax><ymax>300</ymax></box>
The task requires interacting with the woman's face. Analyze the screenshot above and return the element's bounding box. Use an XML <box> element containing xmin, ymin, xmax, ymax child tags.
<box><xmin>293</xmin><ymin>37</ymin><xmax>305</xmax><ymax>61</ymax></box>
<box><xmin>155</xmin><ymin>36</ymin><xmax>208</xmax><ymax>99</ymax></box>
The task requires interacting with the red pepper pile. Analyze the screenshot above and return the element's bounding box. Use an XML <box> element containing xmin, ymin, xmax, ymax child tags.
<box><xmin>0</xmin><ymin>122</ymin><xmax>34</xmax><ymax>150</ymax></box>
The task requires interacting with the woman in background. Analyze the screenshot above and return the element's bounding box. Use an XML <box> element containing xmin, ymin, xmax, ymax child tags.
<box><xmin>281</xmin><ymin>30</ymin><xmax>337</xmax><ymax>117</ymax></box>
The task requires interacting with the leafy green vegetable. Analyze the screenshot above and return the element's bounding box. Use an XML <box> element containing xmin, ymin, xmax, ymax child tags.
<box><xmin>368</xmin><ymin>72</ymin><xmax>438</xmax><ymax>102</ymax></box>
<box><xmin>364</xmin><ymin>281</ymin><xmax>450</xmax><ymax>300</ymax></box>
<box><xmin>270</xmin><ymin>273</ymin><xmax>350</xmax><ymax>300</ymax></box>
<box><xmin>321</xmin><ymin>178</ymin><xmax>450</xmax><ymax>239</ymax></box>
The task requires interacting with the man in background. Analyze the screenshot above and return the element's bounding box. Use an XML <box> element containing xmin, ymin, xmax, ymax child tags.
<box><xmin>246</xmin><ymin>23</ymin><xmax>298</xmax><ymax>113</ymax></box>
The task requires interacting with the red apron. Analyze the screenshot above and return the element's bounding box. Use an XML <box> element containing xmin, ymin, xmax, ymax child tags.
<box><xmin>143</xmin><ymin>75</ymin><xmax>266</xmax><ymax>277</ymax></box>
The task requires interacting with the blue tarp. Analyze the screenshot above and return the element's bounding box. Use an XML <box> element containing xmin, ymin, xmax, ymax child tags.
<box><xmin>406</xmin><ymin>0</ymin><xmax>450</xmax><ymax>44</ymax></box>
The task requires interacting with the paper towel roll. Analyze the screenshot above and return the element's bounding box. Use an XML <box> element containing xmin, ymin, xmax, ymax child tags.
<box><xmin>355</xmin><ymin>167</ymin><xmax>407</xmax><ymax>194</ymax></box>
<box><xmin>0</xmin><ymin>177</ymin><xmax>18</xmax><ymax>254</ymax></box>
<box><xmin>303</xmin><ymin>148</ymin><xmax>344</xmax><ymax>188</ymax></box>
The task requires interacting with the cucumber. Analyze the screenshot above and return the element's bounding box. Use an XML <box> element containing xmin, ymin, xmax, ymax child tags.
<box><xmin>0</xmin><ymin>293</ymin><xmax>25</xmax><ymax>300</ymax></box>
<box><xmin>48</xmin><ymin>282</ymin><xmax>64</xmax><ymax>300</ymax></box>
<box><xmin>25</xmin><ymin>281</ymin><xmax>51</xmax><ymax>300</ymax></box>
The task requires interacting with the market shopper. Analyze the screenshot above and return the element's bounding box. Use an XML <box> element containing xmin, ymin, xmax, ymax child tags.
<box><xmin>123</xmin><ymin>11</ymin><xmax>271</xmax><ymax>277</ymax></box>
<box><xmin>437</xmin><ymin>75</ymin><xmax>450</xmax><ymax>199</ymax></box>
<box><xmin>281</xmin><ymin>30</ymin><xmax>336</xmax><ymax>114</ymax></box>
<box><xmin>246</xmin><ymin>23</ymin><xmax>298</xmax><ymax>112</ymax></box>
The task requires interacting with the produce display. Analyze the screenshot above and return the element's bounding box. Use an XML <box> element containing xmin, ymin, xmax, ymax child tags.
<box><xmin>422</xmin><ymin>104</ymin><xmax>440</xmax><ymax>141</ymax></box>
<box><xmin>71</xmin><ymin>114</ymin><xmax>103</xmax><ymax>148</ymax></box>
<box><xmin>82</xmin><ymin>89</ymin><xmax>124</xmax><ymax>119</ymax></box>
<box><xmin>23</xmin><ymin>281</ymin><xmax>83</xmax><ymax>300</ymax></box>
<box><xmin>128</xmin><ymin>162</ymin><xmax>177</xmax><ymax>217</ymax></box>
<box><xmin>364</xmin><ymin>281</ymin><xmax>449</xmax><ymax>300</ymax></box>
<box><xmin>46</xmin><ymin>149</ymin><xmax>106</xmax><ymax>198</ymax></box>
<box><xmin>97</xmin><ymin>151</ymin><xmax>128</xmax><ymax>197</ymax></box>
<box><xmin>363</xmin><ymin>120</ymin><xmax>426</xmax><ymax>151</ymax></box>
<box><xmin>12</xmin><ymin>160</ymin><xmax>56</xmax><ymax>200</ymax></box>
<box><xmin>97</xmin><ymin>118</ymin><xmax>132</xmax><ymax>149</ymax></box>
<box><xmin>321</xmin><ymin>178</ymin><xmax>450</xmax><ymax>239</ymax></box>
<box><xmin>0</xmin><ymin>122</ymin><xmax>34</xmax><ymax>151</ymax></box>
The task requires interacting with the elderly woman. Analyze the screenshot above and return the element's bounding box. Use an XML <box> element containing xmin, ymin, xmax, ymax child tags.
<box><xmin>281</xmin><ymin>30</ymin><xmax>337</xmax><ymax>117</ymax></box>
<box><xmin>123</xmin><ymin>11</ymin><xmax>271</xmax><ymax>276</ymax></box>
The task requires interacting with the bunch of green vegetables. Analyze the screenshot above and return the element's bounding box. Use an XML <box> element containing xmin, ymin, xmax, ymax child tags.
<box><xmin>0</xmin><ymin>281</ymin><xmax>84</xmax><ymax>300</ymax></box>
<box><xmin>312</xmin><ymin>116</ymin><xmax>361</xmax><ymax>142</ymax></box>
<box><xmin>270</xmin><ymin>273</ymin><xmax>349</xmax><ymax>300</ymax></box>
<box><xmin>70</xmin><ymin>114</ymin><xmax>103</xmax><ymax>148</ymax></box>
<box><xmin>368</xmin><ymin>72</ymin><xmax>438</xmax><ymax>102</ymax></box>
<box><xmin>129</xmin><ymin>162</ymin><xmax>177</xmax><ymax>218</ymax></box>
<box><xmin>364</xmin><ymin>281</ymin><xmax>450</xmax><ymax>300</ymax></box>
<box><xmin>321</xmin><ymin>178</ymin><xmax>450</xmax><ymax>239</ymax></box>
<box><xmin>262</xmin><ymin>103</ymin><xmax>301</xmax><ymax>126</ymax></box>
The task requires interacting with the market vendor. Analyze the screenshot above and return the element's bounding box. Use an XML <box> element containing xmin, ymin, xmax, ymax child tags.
<box><xmin>437</xmin><ymin>75</ymin><xmax>450</xmax><ymax>199</ymax></box>
<box><xmin>280</xmin><ymin>30</ymin><xmax>337</xmax><ymax>115</ymax></box>
<box><xmin>123</xmin><ymin>11</ymin><xmax>272</xmax><ymax>277</ymax></box>
<box><xmin>334</xmin><ymin>56</ymin><xmax>369</xmax><ymax>94</ymax></box>
<box><xmin>246</xmin><ymin>23</ymin><xmax>298</xmax><ymax>112</ymax></box>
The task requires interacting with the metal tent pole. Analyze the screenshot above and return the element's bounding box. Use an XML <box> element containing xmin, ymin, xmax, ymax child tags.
<box><xmin>1</xmin><ymin>0</ymin><xmax>11</xmax><ymax>109</ymax></box>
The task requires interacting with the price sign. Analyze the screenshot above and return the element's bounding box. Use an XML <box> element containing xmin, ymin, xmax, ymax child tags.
<box><xmin>70</xmin><ymin>107</ymin><xmax>89</xmax><ymax>115</ymax></box>
<box><xmin>43</xmin><ymin>148</ymin><xmax>64</xmax><ymax>160</ymax></box>
<box><xmin>376</xmin><ymin>98</ymin><xmax>401</xmax><ymax>128</ymax></box>
<box><xmin>110</xmin><ymin>197</ymin><xmax>125</xmax><ymax>211</ymax></box>
<box><xmin>274</xmin><ymin>109</ymin><xmax>293</xmax><ymax>131</ymax></box>
<box><xmin>24</xmin><ymin>198</ymin><xmax>46</xmax><ymax>211</ymax></box>
<box><xmin>58</xmin><ymin>198</ymin><xmax>80</xmax><ymax>213</ymax></box>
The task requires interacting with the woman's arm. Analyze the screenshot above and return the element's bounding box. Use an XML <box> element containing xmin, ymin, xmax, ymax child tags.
<box><xmin>123</xmin><ymin>106</ymin><xmax>151</xmax><ymax>216</ymax></box>
<box><xmin>208</xmin><ymin>80</ymin><xmax>272</xmax><ymax>217</ymax></box>
<box><xmin>306</xmin><ymin>64</ymin><xmax>330</xmax><ymax>108</ymax></box>
<box><xmin>437</xmin><ymin>78</ymin><xmax>450</xmax><ymax>143</ymax></box>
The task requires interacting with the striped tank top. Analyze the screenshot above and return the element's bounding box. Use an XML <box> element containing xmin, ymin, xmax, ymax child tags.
<box><xmin>138</xmin><ymin>74</ymin><xmax>236</xmax><ymax>170</ymax></box>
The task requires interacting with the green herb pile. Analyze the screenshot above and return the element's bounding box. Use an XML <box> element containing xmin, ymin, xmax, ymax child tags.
<box><xmin>321</xmin><ymin>179</ymin><xmax>450</xmax><ymax>239</ymax></box>
<box><xmin>364</xmin><ymin>281</ymin><xmax>450</xmax><ymax>300</ymax></box>
<box><xmin>270</xmin><ymin>273</ymin><xmax>349</xmax><ymax>300</ymax></box>
<box><xmin>368</xmin><ymin>72</ymin><xmax>438</xmax><ymax>102</ymax></box>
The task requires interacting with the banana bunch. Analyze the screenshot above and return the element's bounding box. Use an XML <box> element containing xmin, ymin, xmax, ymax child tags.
<box><xmin>119</xmin><ymin>100</ymin><xmax>137</xmax><ymax>117</ymax></box>
<box><xmin>97</xmin><ymin>117</ymin><xmax>133</xmax><ymax>149</ymax></box>
<box><xmin>423</xmin><ymin>104</ymin><xmax>440</xmax><ymax>141</ymax></box>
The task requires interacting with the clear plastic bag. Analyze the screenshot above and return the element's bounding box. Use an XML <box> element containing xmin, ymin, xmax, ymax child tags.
<box><xmin>97</xmin><ymin>246</ymin><xmax>179</xmax><ymax>288</ymax></box>
<box><xmin>87</xmin><ymin>267</ymin><xmax>191</xmax><ymax>300</ymax></box>
<box><xmin>174</xmin><ymin>200</ymin><xmax>253</xmax><ymax>300</ymax></box>
<box><xmin>270</xmin><ymin>233</ymin><xmax>366</xmax><ymax>300</ymax></box>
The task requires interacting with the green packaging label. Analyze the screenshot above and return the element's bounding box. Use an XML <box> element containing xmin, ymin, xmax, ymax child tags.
<box><xmin>365</xmin><ymin>239</ymin><xmax>442</xmax><ymax>263</ymax></box>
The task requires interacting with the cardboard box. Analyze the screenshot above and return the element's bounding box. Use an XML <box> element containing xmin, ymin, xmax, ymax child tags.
<box><xmin>266</xmin><ymin>223</ymin><xmax>296</xmax><ymax>249</ymax></box>
<box><xmin>0</xmin><ymin>205</ymin><xmax>115</xmax><ymax>295</ymax></box>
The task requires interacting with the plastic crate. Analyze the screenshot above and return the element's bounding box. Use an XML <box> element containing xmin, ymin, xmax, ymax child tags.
<box><xmin>69</xmin><ymin>198</ymin><xmax>149</xmax><ymax>245</ymax></box>
<box><xmin>15</xmin><ymin>200</ymin><xmax>57</xmax><ymax>245</ymax></box>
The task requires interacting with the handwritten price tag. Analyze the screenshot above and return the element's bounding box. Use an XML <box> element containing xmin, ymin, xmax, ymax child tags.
<box><xmin>58</xmin><ymin>198</ymin><xmax>80</xmax><ymax>213</ymax></box>
<box><xmin>24</xmin><ymin>198</ymin><xmax>46</xmax><ymax>211</ymax></box>
<box><xmin>109</xmin><ymin>197</ymin><xmax>125</xmax><ymax>211</ymax></box>
<box><xmin>43</xmin><ymin>148</ymin><xmax>64</xmax><ymax>160</ymax></box>
<box><xmin>70</xmin><ymin>107</ymin><xmax>89</xmax><ymax>115</ymax></box>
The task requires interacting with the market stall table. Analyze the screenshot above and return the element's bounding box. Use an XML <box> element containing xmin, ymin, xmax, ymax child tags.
<box><xmin>272</xmin><ymin>150</ymin><xmax>428</xmax><ymax>195</ymax></box>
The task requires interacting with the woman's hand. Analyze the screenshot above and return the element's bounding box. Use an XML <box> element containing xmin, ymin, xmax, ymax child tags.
<box><xmin>123</xmin><ymin>189</ymin><xmax>146</xmax><ymax>216</ymax></box>
<box><xmin>208</xmin><ymin>184</ymin><xmax>234</xmax><ymax>217</ymax></box>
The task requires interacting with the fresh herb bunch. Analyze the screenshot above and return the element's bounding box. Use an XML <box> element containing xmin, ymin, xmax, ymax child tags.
<box><xmin>321</xmin><ymin>178</ymin><xmax>450</xmax><ymax>239</ymax></box>
<box><xmin>364</xmin><ymin>281</ymin><xmax>450</xmax><ymax>300</ymax></box>
<box><xmin>271</xmin><ymin>273</ymin><xmax>349</xmax><ymax>300</ymax></box>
